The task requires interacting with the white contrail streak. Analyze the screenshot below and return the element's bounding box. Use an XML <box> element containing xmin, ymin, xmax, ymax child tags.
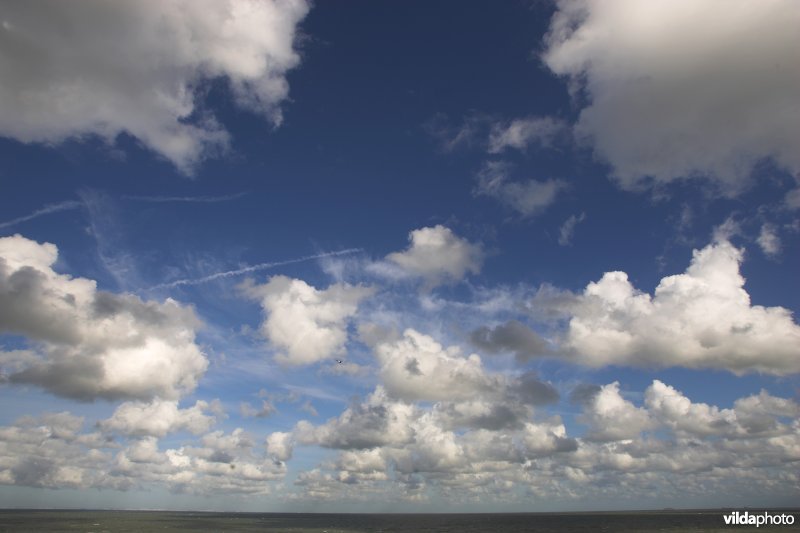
<box><xmin>123</xmin><ymin>192</ymin><xmax>247</xmax><ymax>203</ymax></box>
<box><xmin>0</xmin><ymin>200</ymin><xmax>83</xmax><ymax>230</ymax></box>
<box><xmin>149</xmin><ymin>248</ymin><xmax>363</xmax><ymax>290</ymax></box>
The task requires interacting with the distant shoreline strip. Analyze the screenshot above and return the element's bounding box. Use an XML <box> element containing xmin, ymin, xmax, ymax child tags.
<box><xmin>149</xmin><ymin>248</ymin><xmax>363</xmax><ymax>289</ymax></box>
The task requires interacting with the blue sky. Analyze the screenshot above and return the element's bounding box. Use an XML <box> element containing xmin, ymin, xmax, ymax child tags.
<box><xmin>0</xmin><ymin>0</ymin><xmax>798</xmax><ymax>512</ymax></box>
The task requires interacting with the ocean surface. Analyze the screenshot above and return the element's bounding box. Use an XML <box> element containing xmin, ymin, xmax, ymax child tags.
<box><xmin>1</xmin><ymin>510</ymin><xmax>798</xmax><ymax>532</ymax></box>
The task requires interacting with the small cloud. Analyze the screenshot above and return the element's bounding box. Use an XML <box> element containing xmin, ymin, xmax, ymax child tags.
<box><xmin>239</xmin><ymin>400</ymin><xmax>277</xmax><ymax>419</ymax></box>
<box><xmin>487</xmin><ymin>116</ymin><xmax>568</xmax><ymax>154</ymax></box>
<box><xmin>370</xmin><ymin>225</ymin><xmax>484</xmax><ymax>289</ymax></box>
<box><xmin>475</xmin><ymin>161</ymin><xmax>565</xmax><ymax>218</ymax></box>
<box><xmin>558</xmin><ymin>212</ymin><xmax>586</xmax><ymax>246</ymax></box>
<box><xmin>757</xmin><ymin>223</ymin><xmax>781</xmax><ymax>258</ymax></box>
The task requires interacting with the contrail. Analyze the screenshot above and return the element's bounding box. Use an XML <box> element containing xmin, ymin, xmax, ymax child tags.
<box><xmin>123</xmin><ymin>192</ymin><xmax>247</xmax><ymax>203</ymax></box>
<box><xmin>0</xmin><ymin>200</ymin><xmax>83</xmax><ymax>230</ymax></box>
<box><xmin>149</xmin><ymin>248</ymin><xmax>363</xmax><ymax>290</ymax></box>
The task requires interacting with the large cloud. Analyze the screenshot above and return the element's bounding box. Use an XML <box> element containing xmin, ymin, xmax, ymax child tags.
<box><xmin>543</xmin><ymin>0</ymin><xmax>800</xmax><ymax>193</ymax></box>
<box><xmin>241</xmin><ymin>275</ymin><xmax>373</xmax><ymax>366</ymax></box>
<box><xmin>0</xmin><ymin>234</ymin><xmax>208</xmax><ymax>400</ymax></box>
<box><xmin>562</xmin><ymin>239</ymin><xmax>800</xmax><ymax>374</ymax></box>
<box><xmin>0</xmin><ymin>0</ymin><xmax>310</xmax><ymax>172</ymax></box>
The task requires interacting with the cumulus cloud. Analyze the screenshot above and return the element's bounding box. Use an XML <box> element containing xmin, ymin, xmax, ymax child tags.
<box><xmin>0</xmin><ymin>0</ymin><xmax>310</xmax><ymax>172</ymax></box>
<box><xmin>561</xmin><ymin>239</ymin><xmax>800</xmax><ymax>374</ymax></box>
<box><xmin>241</xmin><ymin>275</ymin><xmax>373</xmax><ymax>366</ymax></box>
<box><xmin>287</xmin><ymin>372</ymin><xmax>800</xmax><ymax>506</ymax></box>
<box><xmin>372</xmin><ymin>225</ymin><xmax>484</xmax><ymax>288</ymax></box>
<box><xmin>470</xmin><ymin>320</ymin><xmax>550</xmax><ymax>362</ymax></box>
<box><xmin>0</xmin><ymin>234</ymin><xmax>208</xmax><ymax>401</ymax></box>
<box><xmin>578</xmin><ymin>382</ymin><xmax>652</xmax><ymax>442</ymax></box>
<box><xmin>543</xmin><ymin>0</ymin><xmax>800</xmax><ymax>194</ymax></box>
<box><xmin>370</xmin><ymin>329</ymin><xmax>502</xmax><ymax>403</ymax></box>
<box><xmin>100</xmin><ymin>399</ymin><xmax>218</xmax><ymax>438</ymax></box>
<box><xmin>487</xmin><ymin>116</ymin><xmax>567</xmax><ymax>154</ymax></box>
<box><xmin>113</xmin><ymin>428</ymin><xmax>287</xmax><ymax>495</ymax></box>
<box><xmin>1</xmin><ymin>380</ymin><xmax>797</xmax><ymax>505</ymax></box>
<box><xmin>240</xmin><ymin>400</ymin><xmax>277</xmax><ymax>419</ymax></box>
<box><xmin>266</xmin><ymin>431</ymin><xmax>294</xmax><ymax>462</ymax></box>
<box><xmin>476</xmin><ymin>161</ymin><xmax>565</xmax><ymax>217</ymax></box>
<box><xmin>294</xmin><ymin>387</ymin><xmax>416</xmax><ymax>450</ymax></box>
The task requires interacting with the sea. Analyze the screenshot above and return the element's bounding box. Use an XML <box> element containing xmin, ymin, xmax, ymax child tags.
<box><xmin>0</xmin><ymin>509</ymin><xmax>798</xmax><ymax>532</ymax></box>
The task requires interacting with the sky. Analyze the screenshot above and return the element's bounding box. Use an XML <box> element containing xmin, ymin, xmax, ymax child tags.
<box><xmin>0</xmin><ymin>0</ymin><xmax>798</xmax><ymax>513</ymax></box>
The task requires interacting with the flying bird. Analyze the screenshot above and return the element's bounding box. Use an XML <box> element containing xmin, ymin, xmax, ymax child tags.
<box><xmin>335</xmin><ymin>359</ymin><xmax>343</xmax><ymax>364</ymax></box>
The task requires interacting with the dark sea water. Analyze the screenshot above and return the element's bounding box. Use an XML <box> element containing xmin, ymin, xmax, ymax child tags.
<box><xmin>1</xmin><ymin>510</ymin><xmax>798</xmax><ymax>532</ymax></box>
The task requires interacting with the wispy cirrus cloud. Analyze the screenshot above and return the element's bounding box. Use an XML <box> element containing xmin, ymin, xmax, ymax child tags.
<box><xmin>123</xmin><ymin>192</ymin><xmax>248</xmax><ymax>203</ymax></box>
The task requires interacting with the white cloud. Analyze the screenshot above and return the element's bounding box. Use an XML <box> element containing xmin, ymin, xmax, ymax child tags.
<box><xmin>644</xmin><ymin>380</ymin><xmax>737</xmax><ymax>437</ymax></box>
<box><xmin>266</xmin><ymin>431</ymin><xmax>294</xmax><ymax>462</ymax></box>
<box><xmin>2</xmin><ymin>380</ymin><xmax>796</xmax><ymax>505</ymax></box>
<box><xmin>476</xmin><ymin>161</ymin><xmax>565</xmax><ymax>217</ymax></box>
<box><xmin>294</xmin><ymin>387</ymin><xmax>417</xmax><ymax>450</ymax></box>
<box><xmin>100</xmin><ymin>399</ymin><xmax>217</xmax><ymax>438</ymax></box>
<box><xmin>375</xmin><ymin>225</ymin><xmax>484</xmax><ymax>288</ymax></box>
<box><xmin>543</xmin><ymin>0</ymin><xmax>800</xmax><ymax>194</ymax></box>
<box><xmin>487</xmin><ymin>116</ymin><xmax>567</xmax><ymax>154</ymax></box>
<box><xmin>757</xmin><ymin>224</ymin><xmax>781</xmax><ymax>258</ymax></box>
<box><xmin>558</xmin><ymin>212</ymin><xmax>586</xmax><ymax>246</ymax></box>
<box><xmin>0</xmin><ymin>0</ymin><xmax>310</xmax><ymax>173</ymax></box>
<box><xmin>563</xmin><ymin>239</ymin><xmax>800</xmax><ymax>374</ymax></box>
<box><xmin>371</xmin><ymin>329</ymin><xmax>502</xmax><ymax>403</ymax></box>
<box><xmin>578</xmin><ymin>382</ymin><xmax>652</xmax><ymax>442</ymax></box>
<box><xmin>241</xmin><ymin>275</ymin><xmax>373</xmax><ymax>366</ymax></box>
<box><xmin>0</xmin><ymin>234</ymin><xmax>208</xmax><ymax>401</ymax></box>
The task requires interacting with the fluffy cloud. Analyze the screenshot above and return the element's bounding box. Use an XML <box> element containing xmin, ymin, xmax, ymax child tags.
<box><xmin>112</xmin><ymin>428</ymin><xmax>287</xmax><ymax>495</ymax></box>
<box><xmin>543</xmin><ymin>0</ymin><xmax>800</xmax><ymax>193</ymax></box>
<box><xmin>371</xmin><ymin>329</ymin><xmax>499</xmax><ymax>402</ymax></box>
<box><xmin>577</xmin><ymin>382</ymin><xmax>652</xmax><ymax>442</ymax></box>
<box><xmin>1</xmin><ymin>380</ymin><xmax>797</xmax><ymax>505</ymax></box>
<box><xmin>374</xmin><ymin>225</ymin><xmax>484</xmax><ymax>287</ymax></box>
<box><xmin>99</xmin><ymin>399</ymin><xmax>218</xmax><ymax>438</ymax></box>
<box><xmin>562</xmin><ymin>239</ymin><xmax>800</xmax><ymax>374</ymax></box>
<box><xmin>287</xmin><ymin>374</ymin><xmax>799</xmax><ymax>506</ymax></box>
<box><xmin>0</xmin><ymin>0</ymin><xmax>310</xmax><ymax>172</ymax></box>
<box><xmin>487</xmin><ymin>116</ymin><xmax>567</xmax><ymax>154</ymax></box>
<box><xmin>470</xmin><ymin>320</ymin><xmax>551</xmax><ymax>362</ymax></box>
<box><xmin>294</xmin><ymin>387</ymin><xmax>417</xmax><ymax>450</ymax></box>
<box><xmin>266</xmin><ymin>431</ymin><xmax>294</xmax><ymax>462</ymax></box>
<box><xmin>0</xmin><ymin>234</ymin><xmax>208</xmax><ymax>400</ymax></box>
<box><xmin>646</xmin><ymin>381</ymin><xmax>799</xmax><ymax>438</ymax></box>
<box><xmin>242</xmin><ymin>275</ymin><xmax>373</xmax><ymax>366</ymax></box>
<box><xmin>476</xmin><ymin>161</ymin><xmax>565</xmax><ymax>217</ymax></box>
